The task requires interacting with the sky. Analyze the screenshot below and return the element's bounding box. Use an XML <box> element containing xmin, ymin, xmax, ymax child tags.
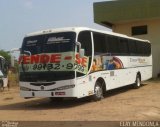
<box><xmin>0</xmin><ymin>0</ymin><xmax>110</xmax><ymax>52</ymax></box>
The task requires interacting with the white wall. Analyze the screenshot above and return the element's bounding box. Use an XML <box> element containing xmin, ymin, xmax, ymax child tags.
<box><xmin>112</xmin><ymin>19</ymin><xmax>160</xmax><ymax>77</ymax></box>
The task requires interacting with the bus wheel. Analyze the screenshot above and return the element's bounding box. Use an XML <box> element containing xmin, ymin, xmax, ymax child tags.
<box><xmin>134</xmin><ymin>74</ymin><xmax>141</xmax><ymax>89</ymax></box>
<box><xmin>92</xmin><ymin>81</ymin><xmax>103</xmax><ymax>101</ymax></box>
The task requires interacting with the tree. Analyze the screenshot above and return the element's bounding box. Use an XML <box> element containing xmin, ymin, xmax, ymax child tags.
<box><xmin>0</xmin><ymin>50</ymin><xmax>11</xmax><ymax>65</ymax></box>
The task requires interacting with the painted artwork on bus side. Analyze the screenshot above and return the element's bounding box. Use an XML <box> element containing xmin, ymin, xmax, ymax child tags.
<box><xmin>91</xmin><ymin>55</ymin><xmax>124</xmax><ymax>72</ymax></box>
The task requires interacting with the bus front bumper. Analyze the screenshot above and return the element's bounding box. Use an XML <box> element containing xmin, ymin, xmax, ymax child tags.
<box><xmin>20</xmin><ymin>89</ymin><xmax>76</xmax><ymax>98</ymax></box>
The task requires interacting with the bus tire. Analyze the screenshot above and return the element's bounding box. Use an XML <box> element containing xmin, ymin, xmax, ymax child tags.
<box><xmin>92</xmin><ymin>81</ymin><xmax>104</xmax><ymax>101</ymax></box>
<box><xmin>133</xmin><ymin>74</ymin><xmax>141</xmax><ymax>89</ymax></box>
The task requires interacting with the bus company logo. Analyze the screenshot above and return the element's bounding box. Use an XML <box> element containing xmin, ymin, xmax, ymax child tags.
<box><xmin>40</xmin><ymin>85</ymin><xmax>45</xmax><ymax>90</ymax></box>
<box><xmin>130</xmin><ymin>58</ymin><xmax>146</xmax><ymax>63</ymax></box>
<box><xmin>138</xmin><ymin>58</ymin><xmax>146</xmax><ymax>63</ymax></box>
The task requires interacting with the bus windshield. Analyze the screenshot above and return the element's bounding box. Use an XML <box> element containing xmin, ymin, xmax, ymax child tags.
<box><xmin>21</xmin><ymin>32</ymin><xmax>76</xmax><ymax>55</ymax></box>
<box><xmin>19</xmin><ymin>32</ymin><xmax>90</xmax><ymax>82</ymax></box>
<box><xmin>19</xmin><ymin>32</ymin><xmax>76</xmax><ymax>82</ymax></box>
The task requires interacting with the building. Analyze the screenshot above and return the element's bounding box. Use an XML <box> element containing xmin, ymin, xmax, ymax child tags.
<box><xmin>94</xmin><ymin>0</ymin><xmax>160</xmax><ymax>77</ymax></box>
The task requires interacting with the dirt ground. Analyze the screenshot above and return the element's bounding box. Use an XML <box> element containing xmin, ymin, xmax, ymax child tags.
<box><xmin>0</xmin><ymin>79</ymin><xmax>160</xmax><ymax>122</ymax></box>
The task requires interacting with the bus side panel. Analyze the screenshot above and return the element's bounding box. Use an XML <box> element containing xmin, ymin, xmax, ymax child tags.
<box><xmin>139</xmin><ymin>56</ymin><xmax>152</xmax><ymax>81</ymax></box>
<box><xmin>138</xmin><ymin>66</ymin><xmax>152</xmax><ymax>81</ymax></box>
<box><xmin>110</xmin><ymin>69</ymin><xmax>136</xmax><ymax>89</ymax></box>
<box><xmin>76</xmin><ymin>76</ymin><xmax>94</xmax><ymax>98</ymax></box>
<box><xmin>127</xmin><ymin>55</ymin><xmax>152</xmax><ymax>81</ymax></box>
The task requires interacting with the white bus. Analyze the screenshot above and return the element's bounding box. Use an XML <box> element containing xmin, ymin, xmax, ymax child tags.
<box><xmin>19</xmin><ymin>27</ymin><xmax>152</xmax><ymax>101</ymax></box>
<box><xmin>0</xmin><ymin>56</ymin><xmax>8</xmax><ymax>89</ymax></box>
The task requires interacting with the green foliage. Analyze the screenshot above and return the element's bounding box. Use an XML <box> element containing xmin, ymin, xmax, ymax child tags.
<box><xmin>0</xmin><ymin>50</ymin><xmax>11</xmax><ymax>65</ymax></box>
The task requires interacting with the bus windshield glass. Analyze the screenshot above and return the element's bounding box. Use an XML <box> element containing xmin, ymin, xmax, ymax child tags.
<box><xmin>19</xmin><ymin>32</ymin><xmax>90</xmax><ymax>82</ymax></box>
<box><xmin>21</xmin><ymin>32</ymin><xmax>76</xmax><ymax>54</ymax></box>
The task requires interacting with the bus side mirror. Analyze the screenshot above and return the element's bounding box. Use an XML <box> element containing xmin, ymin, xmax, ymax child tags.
<box><xmin>76</xmin><ymin>41</ymin><xmax>85</xmax><ymax>58</ymax></box>
<box><xmin>80</xmin><ymin>49</ymin><xmax>85</xmax><ymax>58</ymax></box>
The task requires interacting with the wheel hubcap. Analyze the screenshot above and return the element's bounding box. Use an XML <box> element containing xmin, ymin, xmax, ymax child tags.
<box><xmin>137</xmin><ymin>78</ymin><xmax>140</xmax><ymax>87</ymax></box>
<box><xmin>95</xmin><ymin>85</ymin><xmax>102</xmax><ymax>98</ymax></box>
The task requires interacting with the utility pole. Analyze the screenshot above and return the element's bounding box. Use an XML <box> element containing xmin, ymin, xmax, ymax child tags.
<box><xmin>10</xmin><ymin>48</ymin><xmax>20</xmax><ymax>67</ymax></box>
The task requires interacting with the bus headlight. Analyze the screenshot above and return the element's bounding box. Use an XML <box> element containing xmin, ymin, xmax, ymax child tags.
<box><xmin>56</xmin><ymin>85</ymin><xmax>75</xmax><ymax>91</ymax></box>
<box><xmin>20</xmin><ymin>86</ymin><xmax>31</xmax><ymax>91</ymax></box>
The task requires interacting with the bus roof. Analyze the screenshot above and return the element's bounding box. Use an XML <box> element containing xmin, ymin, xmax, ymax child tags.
<box><xmin>25</xmin><ymin>27</ymin><xmax>149</xmax><ymax>43</ymax></box>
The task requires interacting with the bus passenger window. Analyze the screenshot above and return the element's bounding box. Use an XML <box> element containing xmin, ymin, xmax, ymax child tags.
<box><xmin>93</xmin><ymin>32</ymin><xmax>106</xmax><ymax>54</ymax></box>
<box><xmin>107</xmin><ymin>35</ymin><xmax>119</xmax><ymax>54</ymax></box>
<box><xmin>128</xmin><ymin>40</ymin><xmax>137</xmax><ymax>55</ymax></box>
<box><xmin>119</xmin><ymin>38</ymin><xmax>128</xmax><ymax>55</ymax></box>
